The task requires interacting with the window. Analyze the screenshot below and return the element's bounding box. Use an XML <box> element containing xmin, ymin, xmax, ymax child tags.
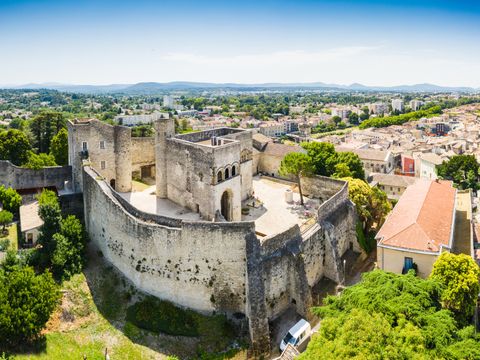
<box><xmin>101</xmin><ymin>161</ymin><xmax>106</xmax><ymax>170</ymax></box>
<box><xmin>217</xmin><ymin>171</ymin><xmax>223</xmax><ymax>183</ymax></box>
<box><xmin>100</xmin><ymin>140</ymin><xmax>105</xmax><ymax>149</ymax></box>
<box><xmin>232</xmin><ymin>165</ymin><xmax>236</xmax><ymax>176</ymax></box>
<box><xmin>82</xmin><ymin>141</ymin><xmax>88</xmax><ymax>151</ymax></box>
<box><xmin>225</xmin><ymin>168</ymin><xmax>230</xmax><ymax>179</ymax></box>
<box><xmin>27</xmin><ymin>233</ymin><xmax>33</xmax><ymax>244</ymax></box>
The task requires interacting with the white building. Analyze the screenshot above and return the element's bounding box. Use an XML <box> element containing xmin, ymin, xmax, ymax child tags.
<box><xmin>163</xmin><ymin>95</ymin><xmax>175</xmax><ymax>108</ymax></box>
<box><xmin>391</xmin><ymin>99</ymin><xmax>404</xmax><ymax>113</ymax></box>
<box><xmin>368</xmin><ymin>103</ymin><xmax>388</xmax><ymax>115</ymax></box>
<box><xmin>409</xmin><ymin>100</ymin><xmax>425</xmax><ymax>111</ymax></box>
<box><xmin>19</xmin><ymin>201</ymin><xmax>43</xmax><ymax>247</ymax></box>
<box><xmin>259</xmin><ymin>122</ymin><xmax>284</xmax><ymax>137</ymax></box>
<box><xmin>115</xmin><ymin>112</ymin><xmax>169</xmax><ymax>126</ymax></box>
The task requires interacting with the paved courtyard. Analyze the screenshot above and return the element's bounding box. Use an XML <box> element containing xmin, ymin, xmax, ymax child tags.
<box><xmin>119</xmin><ymin>185</ymin><xmax>201</xmax><ymax>221</ymax></box>
<box><xmin>243</xmin><ymin>176</ymin><xmax>319</xmax><ymax>239</ymax></box>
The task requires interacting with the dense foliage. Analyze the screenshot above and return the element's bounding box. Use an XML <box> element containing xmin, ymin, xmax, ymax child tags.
<box><xmin>29</xmin><ymin>110</ymin><xmax>66</xmax><ymax>153</ymax></box>
<box><xmin>430</xmin><ymin>252</ymin><xmax>480</xmax><ymax>324</ymax></box>
<box><xmin>0</xmin><ymin>265</ymin><xmax>60</xmax><ymax>347</ymax></box>
<box><xmin>0</xmin><ymin>129</ymin><xmax>32</xmax><ymax>165</ymax></box>
<box><xmin>50</xmin><ymin>128</ymin><xmax>69</xmax><ymax>165</ymax></box>
<box><xmin>0</xmin><ymin>186</ymin><xmax>22</xmax><ymax>213</ymax></box>
<box><xmin>35</xmin><ymin>190</ymin><xmax>85</xmax><ymax>281</ymax></box>
<box><xmin>437</xmin><ymin>155</ymin><xmax>480</xmax><ymax>190</ymax></box>
<box><xmin>0</xmin><ymin>210</ymin><xmax>13</xmax><ymax>232</ymax></box>
<box><xmin>300</xmin><ymin>270</ymin><xmax>480</xmax><ymax>360</ymax></box>
<box><xmin>301</xmin><ymin>142</ymin><xmax>365</xmax><ymax>179</ymax></box>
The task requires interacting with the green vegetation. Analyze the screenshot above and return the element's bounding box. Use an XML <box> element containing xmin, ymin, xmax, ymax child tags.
<box><xmin>29</xmin><ymin>110</ymin><xmax>66</xmax><ymax>153</ymax></box>
<box><xmin>0</xmin><ymin>223</ymin><xmax>18</xmax><ymax>251</ymax></box>
<box><xmin>279</xmin><ymin>152</ymin><xmax>315</xmax><ymax>205</ymax></box>
<box><xmin>301</xmin><ymin>142</ymin><xmax>365</xmax><ymax>179</ymax></box>
<box><xmin>49</xmin><ymin>128</ymin><xmax>68</xmax><ymax>165</ymax></box>
<box><xmin>430</xmin><ymin>252</ymin><xmax>480</xmax><ymax>325</ymax></box>
<box><xmin>0</xmin><ymin>210</ymin><xmax>13</xmax><ymax>232</ymax></box>
<box><xmin>437</xmin><ymin>154</ymin><xmax>479</xmax><ymax>190</ymax></box>
<box><xmin>300</xmin><ymin>269</ymin><xmax>480</xmax><ymax>359</ymax></box>
<box><xmin>359</xmin><ymin>106</ymin><xmax>442</xmax><ymax>129</ymax></box>
<box><xmin>343</xmin><ymin>177</ymin><xmax>391</xmax><ymax>252</ymax></box>
<box><xmin>0</xmin><ymin>129</ymin><xmax>31</xmax><ymax>166</ymax></box>
<box><xmin>0</xmin><ymin>186</ymin><xmax>22</xmax><ymax>214</ymax></box>
<box><xmin>34</xmin><ymin>190</ymin><xmax>85</xmax><ymax>281</ymax></box>
<box><xmin>0</xmin><ymin>265</ymin><xmax>60</xmax><ymax>348</ymax></box>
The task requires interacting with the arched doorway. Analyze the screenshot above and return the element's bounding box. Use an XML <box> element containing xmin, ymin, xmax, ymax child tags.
<box><xmin>110</xmin><ymin>179</ymin><xmax>116</xmax><ymax>190</ymax></box>
<box><xmin>221</xmin><ymin>190</ymin><xmax>232</xmax><ymax>221</ymax></box>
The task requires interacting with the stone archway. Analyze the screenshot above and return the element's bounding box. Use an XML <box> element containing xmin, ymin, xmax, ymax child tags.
<box><xmin>221</xmin><ymin>190</ymin><xmax>232</xmax><ymax>221</ymax></box>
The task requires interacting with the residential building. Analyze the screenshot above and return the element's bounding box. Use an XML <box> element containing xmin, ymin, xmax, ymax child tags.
<box><xmin>19</xmin><ymin>201</ymin><xmax>43</xmax><ymax>247</ymax></box>
<box><xmin>369</xmin><ymin>173</ymin><xmax>417</xmax><ymax>200</ymax></box>
<box><xmin>336</xmin><ymin>147</ymin><xmax>394</xmax><ymax>176</ymax></box>
<box><xmin>259</xmin><ymin>122</ymin><xmax>284</xmax><ymax>137</ymax></box>
<box><xmin>409</xmin><ymin>100</ymin><xmax>425</xmax><ymax>111</ymax></box>
<box><xmin>163</xmin><ymin>95</ymin><xmax>175</xmax><ymax>108</ymax></box>
<box><xmin>376</xmin><ymin>179</ymin><xmax>457</xmax><ymax>278</ymax></box>
<box><xmin>391</xmin><ymin>99</ymin><xmax>404</xmax><ymax>113</ymax></box>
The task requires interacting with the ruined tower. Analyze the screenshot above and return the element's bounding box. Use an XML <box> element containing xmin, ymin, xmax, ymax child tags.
<box><xmin>154</xmin><ymin>118</ymin><xmax>175</xmax><ymax>198</ymax></box>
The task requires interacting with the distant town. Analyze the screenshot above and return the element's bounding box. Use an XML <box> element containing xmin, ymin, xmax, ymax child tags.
<box><xmin>1</xmin><ymin>86</ymin><xmax>480</xmax><ymax>359</ymax></box>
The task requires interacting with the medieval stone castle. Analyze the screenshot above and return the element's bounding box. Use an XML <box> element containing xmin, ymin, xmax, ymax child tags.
<box><xmin>1</xmin><ymin>118</ymin><xmax>358</xmax><ymax>356</ymax></box>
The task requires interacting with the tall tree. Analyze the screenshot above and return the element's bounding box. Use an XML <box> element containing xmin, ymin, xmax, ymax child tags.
<box><xmin>0</xmin><ymin>266</ymin><xmax>59</xmax><ymax>346</ymax></box>
<box><xmin>430</xmin><ymin>252</ymin><xmax>480</xmax><ymax>325</ymax></box>
<box><xmin>29</xmin><ymin>110</ymin><xmax>66</xmax><ymax>153</ymax></box>
<box><xmin>50</xmin><ymin>127</ymin><xmax>68</xmax><ymax>165</ymax></box>
<box><xmin>0</xmin><ymin>129</ymin><xmax>32</xmax><ymax>166</ymax></box>
<box><xmin>279</xmin><ymin>152</ymin><xmax>315</xmax><ymax>205</ymax></box>
<box><xmin>36</xmin><ymin>189</ymin><xmax>62</xmax><ymax>268</ymax></box>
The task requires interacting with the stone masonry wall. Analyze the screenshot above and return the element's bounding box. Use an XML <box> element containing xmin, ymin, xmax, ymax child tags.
<box><xmin>0</xmin><ymin>160</ymin><xmax>71</xmax><ymax>190</ymax></box>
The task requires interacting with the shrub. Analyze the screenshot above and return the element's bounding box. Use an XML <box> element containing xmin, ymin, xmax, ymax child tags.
<box><xmin>126</xmin><ymin>296</ymin><xmax>199</xmax><ymax>336</ymax></box>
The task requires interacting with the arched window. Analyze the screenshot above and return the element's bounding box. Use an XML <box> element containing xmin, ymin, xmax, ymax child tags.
<box><xmin>232</xmin><ymin>165</ymin><xmax>237</xmax><ymax>176</ymax></box>
<box><xmin>225</xmin><ymin>167</ymin><xmax>230</xmax><ymax>179</ymax></box>
<box><xmin>217</xmin><ymin>170</ymin><xmax>223</xmax><ymax>183</ymax></box>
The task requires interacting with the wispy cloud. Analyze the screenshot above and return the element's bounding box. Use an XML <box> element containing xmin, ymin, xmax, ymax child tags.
<box><xmin>159</xmin><ymin>46</ymin><xmax>378</xmax><ymax>67</ymax></box>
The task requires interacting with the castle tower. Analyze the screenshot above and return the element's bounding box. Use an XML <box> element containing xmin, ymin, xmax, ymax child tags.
<box><xmin>114</xmin><ymin>126</ymin><xmax>132</xmax><ymax>192</ymax></box>
<box><xmin>154</xmin><ymin>118</ymin><xmax>175</xmax><ymax>198</ymax></box>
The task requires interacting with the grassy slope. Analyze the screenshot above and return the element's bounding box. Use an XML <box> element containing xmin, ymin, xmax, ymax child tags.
<box><xmin>11</xmin><ymin>248</ymin><xmax>246</xmax><ymax>360</ymax></box>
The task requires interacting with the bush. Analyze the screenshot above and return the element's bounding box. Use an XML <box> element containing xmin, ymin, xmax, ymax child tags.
<box><xmin>126</xmin><ymin>296</ymin><xmax>199</xmax><ymax>336</ymax></box>
<box><xmin>0</xmin><ymin>186</ymin><xmax>22</xmax><ymax>214</ymax></box>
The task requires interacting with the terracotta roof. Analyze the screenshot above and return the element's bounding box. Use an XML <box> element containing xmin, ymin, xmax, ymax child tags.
<box><xmin>19</xmin><ymin>201</ymin><xmax>43</xmax><ymax>232</ymax></box>
<box><xmin>263</xmin><ymin>143</ymin><xmax>304</xmax><ymax>158</ymax></box>
<box><xmin>376</xmin><ymin>179</ymin><xmax>456</xmax><ymax>252</ymax></box>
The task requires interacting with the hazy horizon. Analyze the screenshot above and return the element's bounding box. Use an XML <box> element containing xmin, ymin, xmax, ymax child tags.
<box><xmin>1</xmin><ymin>0</ymin><xmax>479</xmax><ymax>87</ymax></box>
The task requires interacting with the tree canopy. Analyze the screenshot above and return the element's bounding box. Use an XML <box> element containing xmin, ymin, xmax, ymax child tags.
<box><xmin>437</xmin><ymin>155</ymin><xmax>479</xmax><ymax>190</ymax></box>
<box><xmin>0</xmin><ymin>186</ymin><xmax>22</xmax><ymax>213</ymax></box>
<box><xmin>301</xmin><ymin>142</ymin><xmax>364</xmax><ymax>179</ymax></box>
<box><xmin>50</xmin><ymin>127</ymin><xmax>68</xmax><ymax>165</ymax></box>
<box><xmin>430</xmin><ymin>252</ymin><xmax>480</xmax><ymax>325</ymax></box>
<box><xmin>300</xmin><ymin>270</ymin><xmax>480</xmax><ymax>360</ymax></box>
<box><xmin>0</xmin><ymin>266</ymin><xmax>60</xmax><ymax>347</ymax></box>
<box><xmin>29</xmin><ymin>110</ymin><xmax>66</xmax><ymax>153</ymax></box>
<box><xmin>0</xmin><ymin>129</ymin><xmax>32</xmax><ymax>166</ymax></box>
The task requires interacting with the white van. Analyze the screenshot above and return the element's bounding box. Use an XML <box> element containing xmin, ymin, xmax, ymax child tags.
<box><xmin>279</xmin><ymin>319</ymin><xmax>312</xmax><ymax>352</ymax></box>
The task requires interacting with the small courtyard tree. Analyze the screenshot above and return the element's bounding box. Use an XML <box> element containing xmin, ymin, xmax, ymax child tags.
<box><xmin>0</xmin><ymin>210</ymin><xmax>13</xmax><ymax>233</ymax></box>
<box><xmin>279</xmin><ymin>152</ymin><xmax>314</xmax><ymax>205</ymax></box>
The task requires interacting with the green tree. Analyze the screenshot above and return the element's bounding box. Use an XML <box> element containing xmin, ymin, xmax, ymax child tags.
<box><xmin>52</xmin><ymin>216</ymin><xmax>85</xmax><ymax>281</ymax></box>
<box><xmin>24</xmin><ymin>151</ymin><xmax>57</xmax><ymax>170</ymax></box>
<box><xmin>437</xmin><ymin>155</ymin><xmax>480</xmax><ymax>190</ymax></box>
<box><xmin>348</xmin><ymin>112</ymin><xmax>359</xmax><ymax>125</ymax></box>
<box><xmin>430</xmin><ymin>252</ymin><xmax>480</xmax><ymax>324</ymax></box>
<box><xmin>331</xmin><ymin>115</ymin><xmax>342</xmax><ymax>126</ymax></box>
<box><xmin>29</xmin><ymin>110</ymin><xmax>66</xmax><ymax>153</ymax></box>
<box><xmin>300</xmin><ymin>270</ymin><xmax>480</xmax><ymax>360</ymax></box>
<box><xmin>0</xmin><ymin>186</ymin><xmax>22</xmax><ymax>214</ymax></box>
<box><xmin>50</xmin><ymin>127</ymin><xmax>68</xmax><ymax>165</ymax></box>
<box><xmin>343</xmin><ymin>177</ymin><xmax>391</xmax><ymax>234</ymax></box>
<box><xmin>0</xmin><ymin>129</ymin><xmax>32</xmax><ymax>166</ymax></box>
<box><xmin>279</xmin><ymin>152</ymin><xmax>314</xmax><ymax>205</ymax></box>
<box><xmin>36</xmin><ymin>189</ymin><xmax>62</xmax><ymax>268</ymax></box>
<box><xmin>0</xmin><ymin>210</ymin><xmax>13</xmax><ymax>232</ymax></box>
<box><xmin>301</xmin><ymin>142</ymin><xmax>336</xmax><ymax>176</ymax></box>
<box><xmin>332</xmin><ymin>163</ymin><xmax>352</xmax><ymax>178</ymax></box>
<box><xmin>334</xmin><ymin>151</ymin><xmax>365</xmax><ymax>179</ymax></box>
<box><xmin>0</xmin><ymin>266</ymin><xmax>59</xmax><ymax>346</ymax></box>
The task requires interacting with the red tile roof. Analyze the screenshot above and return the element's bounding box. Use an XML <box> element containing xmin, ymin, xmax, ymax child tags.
<box><xmin>377</xmin><ymin>179</ymin><xmax>456</xmax><ymax>253</ymax></box>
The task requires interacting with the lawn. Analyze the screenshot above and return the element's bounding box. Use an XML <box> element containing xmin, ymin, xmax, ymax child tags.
<box><xmin>0</xmin><ymin>222</ymin><xmax>18</xmax><ymax>251</ymax></box>
<box><xmin>9</xmin><ymin>246</ymin><xmax>246</xmax><ymax>360</ymax></box>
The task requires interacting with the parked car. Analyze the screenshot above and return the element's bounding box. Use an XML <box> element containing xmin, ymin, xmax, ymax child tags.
<box><xmin>279</xmin><ymin>319</ymin><xmax>312</xmax><ymax>352</ymax></box>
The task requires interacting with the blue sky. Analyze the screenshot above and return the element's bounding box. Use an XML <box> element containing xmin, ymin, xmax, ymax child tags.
<box><xmin>1</xmin><ymin>0</ymin><xmax>479</xmax><ymax>86</ymax></box>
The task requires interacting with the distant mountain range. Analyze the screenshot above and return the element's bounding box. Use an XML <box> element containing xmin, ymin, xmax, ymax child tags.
<box><xmin>1</xmin><ymin>81</ymin><xmax>478</xmax><ymax>94</ymax></box>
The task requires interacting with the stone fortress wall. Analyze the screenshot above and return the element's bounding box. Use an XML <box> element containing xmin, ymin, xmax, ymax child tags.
<box><xmin>82</xmin><ymin>164</ymin><xmax>357</xmax><ymax>356</ymax></box>
<box><xmin>0</xmin><ymin>160</ymin><xmax>71</xmax><ymax>190</ymax></box>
